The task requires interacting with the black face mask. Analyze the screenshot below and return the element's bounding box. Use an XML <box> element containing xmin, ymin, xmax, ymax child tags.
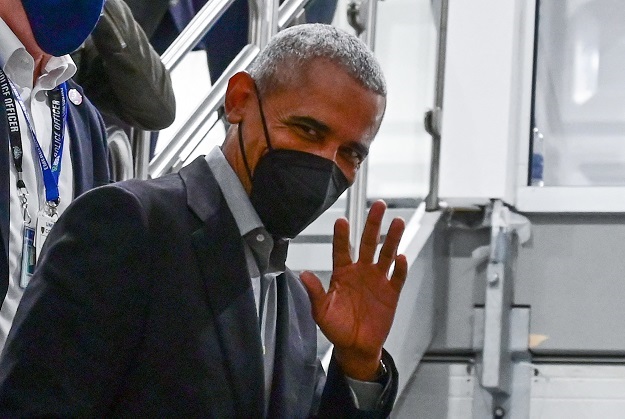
<box><xmin>238</xmin><ymin>91</ymin><xmax>350</xmax><ymax>239</ymax></box>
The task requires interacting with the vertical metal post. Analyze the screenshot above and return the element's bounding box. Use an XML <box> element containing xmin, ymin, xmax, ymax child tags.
<box><xmin>361</xmin><ymin>0</ymin><xmax>378</xmax><ymax>47</ymax></box>
<box><xmin>346</xmin><ymin>165</ymin><xmax>369</xmax><ymax>259</ymax></box>
<box><xmin>346</xmin><ymin>0</ymin><xmax>379</xmax><ymax>258</ymax></box>
<box><xmin>132</xmin><ymin>129</ymin><xmax>152</xmax><ymax>180</ymax></box>
<box><xmin>424</xmin><ymin>0</ymin><xmax>449</xmax><ymax>211</ymax></box>
<box><xmin>249</xmin><ymin>0</ymin><xmax>279</xmax><ymax>49</ymax></box>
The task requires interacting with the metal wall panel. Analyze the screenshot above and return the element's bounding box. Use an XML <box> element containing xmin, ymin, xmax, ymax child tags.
<box><xmin>515</xmin><ymin>213</ymin><xmax>625</xmax><ymax>354</ymax></box>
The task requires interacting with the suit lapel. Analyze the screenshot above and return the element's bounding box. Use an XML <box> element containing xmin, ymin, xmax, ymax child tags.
<box><xmin>268</xmin><ymin>272</ymin><xmax>317</xmax><ymax>417</ymax></box>
<box><xmin>181</xmin><ymin>158</ymin><xmax>265</xmax><ymax>416</ymax></box>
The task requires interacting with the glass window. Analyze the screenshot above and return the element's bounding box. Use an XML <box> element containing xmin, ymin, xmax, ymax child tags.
<box><xmin>367</xmin><ymin>0</ymin><xmax>437</xmax><ymax>201</ymax></box>
<box><xmin>533</xmin><ymin>0</ymin><xmax>625</xmax><ymax>186</ymax></box>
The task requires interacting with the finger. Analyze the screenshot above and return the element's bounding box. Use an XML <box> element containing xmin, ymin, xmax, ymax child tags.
<box><xmin>300</xmin><ymin>271</ymin><xmax>327</xmax><ymax>319</ymax></box>
<box><xmin>389</xmin><ymin>254</ymin><xmax>408</xmax><ymax>294</ymax></box>
<box><xmin>333</xmin><ymin>217</ymin><xmax>352</xmax><ymax>268</ymax></box>
<box><xmin>358</xmin><ymin>200</ymin><xmax>387</xmax><ymax>264</ymax></box>
<box><xmin>377</xmin><ymin>217</ymin><xmax>406</xmax><ymax>274</ymax></box>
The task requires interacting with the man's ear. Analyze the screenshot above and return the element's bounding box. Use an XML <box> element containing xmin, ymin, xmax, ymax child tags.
<box><xmin>224</xmin><ymin>71</ymin><xmax>256</xmax><ymax>124</ymax></box>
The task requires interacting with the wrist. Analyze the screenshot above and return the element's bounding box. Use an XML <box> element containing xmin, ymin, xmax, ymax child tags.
<box><xmin>334</xmin><ymin>347</ymin><xmax>383</xmax><ymax>382</ymax></box>
<box><xmin>374</xmin><ymin>357</ymin><xmax>389</xmax><ymax>384</ymax></box>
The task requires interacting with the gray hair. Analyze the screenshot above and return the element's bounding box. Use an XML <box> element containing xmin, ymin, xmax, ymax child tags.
<box><xmin>248</xmin><ymin>23</ymin><xmax>386</xmax><ymax>97</ymax></box>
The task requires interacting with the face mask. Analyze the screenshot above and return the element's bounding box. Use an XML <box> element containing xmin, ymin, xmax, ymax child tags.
<box><xmin>238</xmin><ymin>91</ymin><xmax>350</xmax><ymax>239</ymax></box>
<box><xmin>22</xmin><ymin>0</ymin><xmax>105</xmax><ymax>56</ymax></box>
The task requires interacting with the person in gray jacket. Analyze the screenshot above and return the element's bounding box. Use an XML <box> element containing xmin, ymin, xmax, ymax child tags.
<box><xmin>72</xmin><ymin>0</ymin><xmax>176</xmax><ymax>132</ymax></box>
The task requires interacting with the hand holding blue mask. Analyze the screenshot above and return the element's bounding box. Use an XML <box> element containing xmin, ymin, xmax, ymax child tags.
<box><xmin>22</xmin><ymin>0</ymin><xmax>105</xmax><ymax>56</ymax></box>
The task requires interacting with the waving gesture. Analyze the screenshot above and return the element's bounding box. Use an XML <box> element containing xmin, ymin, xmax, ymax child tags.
<box><xmin>300</xmin><ymin>200</ymin><xmax>408</xmax><ymax>381</ymax></box>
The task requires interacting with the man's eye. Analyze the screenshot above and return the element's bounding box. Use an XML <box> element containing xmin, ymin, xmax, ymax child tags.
<box><xmin>289</xmin><ymin>123</ymin><xmax>317</xmax><ymax>137</ymax></box>
<box><xmin>343</xmin><ymin>149</ymin><xmax>364</xmax><ymax>165</ymax></box>
<box><xmin>297</xmin><ymin>125</ymin><xmax>319</xmax><ymax>138</ymax></box>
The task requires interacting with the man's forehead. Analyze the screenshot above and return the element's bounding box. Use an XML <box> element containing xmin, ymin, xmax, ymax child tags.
<box><xmin>261</xmin><ymin>58</ymin><xmax>361</xmax><ymax>95</ymax></box>
<box><xmin>254</xmin><ymin>58</ymin><xmax>386</xmax><ymax>141</ymax></box>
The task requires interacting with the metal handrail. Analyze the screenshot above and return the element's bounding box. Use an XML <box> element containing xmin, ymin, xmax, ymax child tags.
<box><xmin>278</xmin><ymin>0</ymin><xmax>308</xmax><ymax>29</ymax></box>
<box><xmin>161</xmin><ymin>0</ymin><xmax>238</xmax><ymax>73</ymax></box>
<box><xmin>148</xmin><ymin>0</ymin><xmax>311</xmax><ymax>178</ymax></box>
<box><xmin>149</xmin><ymin>45</ymin><xmax>260</xmax><ymax>178</ymax></box>
<box><xmin>136</xmin><ymin>0</ymin><xmax>239</xmax><ymax>180</ymax></box>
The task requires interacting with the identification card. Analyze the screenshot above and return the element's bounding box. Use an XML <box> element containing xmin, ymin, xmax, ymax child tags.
<box><xmin>20</xmin><ymin>225</ymin><xmax>36</xmax><ymax>288</ymax></box>
<box><xmin>35</xmin><ymin>211</ymin><xmax>57</xmax><ymax>260</ymax></box>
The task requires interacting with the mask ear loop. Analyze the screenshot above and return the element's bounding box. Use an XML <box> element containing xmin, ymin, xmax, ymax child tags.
<box><xmin>237</xmin><ymin>82</ymin><xmax>274</xmax><ymax>183</ymax></box>
<box><xmin>254</xmin><ymin>83</ymin><xmax>273</xmax><ymax>151</ymax></box>
<box><xmin>237</xmin><ymin>121</ymin><xmax>253</xmax><ymax>182</ymax></box>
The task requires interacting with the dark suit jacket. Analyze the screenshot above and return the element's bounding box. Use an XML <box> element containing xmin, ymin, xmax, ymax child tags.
<box><xmin>0</xmin><ymin>79</ymin><xmax>110</xmax><ymax>306</ymax></box>
<box><xmin>0</xmin><ymin>157</ymin><xmax>397</xmax><ymax>417</ymax></box>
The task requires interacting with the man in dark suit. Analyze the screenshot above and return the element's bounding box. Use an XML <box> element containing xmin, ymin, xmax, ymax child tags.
<box><xmin>0</xmin><ymin>24</ymin><xmax>406</xmax><ymax>417</ymax></box>
<box><xmin>0</xmin><ymin>0</ymin><xmax>110</xmax><ymax>351</ymax></box>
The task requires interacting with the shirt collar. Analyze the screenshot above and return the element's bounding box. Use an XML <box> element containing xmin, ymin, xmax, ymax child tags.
<box><xmin>205</xmin><ymin>146</ymin><xmax>263</xmax><ymax>236</ymax></box>
<box><xmin>205</xmin><ymin>146</ymin><xmax>288</xmax><ymax>274</ymax></box>
<box><xmin>0</xmin><ymin>17</ymin><xmax>76</xmax><ymax>91</ymax></box>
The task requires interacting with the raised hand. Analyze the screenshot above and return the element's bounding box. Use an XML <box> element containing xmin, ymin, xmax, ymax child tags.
<box><xmin>300</xmin><ymin>200</ymin><xmax>407</xmax><ymax>381</ymax></box>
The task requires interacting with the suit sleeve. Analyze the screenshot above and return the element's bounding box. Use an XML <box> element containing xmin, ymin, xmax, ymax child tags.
<box><xmin>0</xmin><ymin>185</ymin><xmax>153</xmax><ymax>416</ymax></box>
<box><xmin>314</xmin><ymin>349</ymin><xmax>399</xmax><ymax>418</ymax></box>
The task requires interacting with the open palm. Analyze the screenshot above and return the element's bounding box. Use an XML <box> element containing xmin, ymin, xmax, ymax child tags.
<box><xmin>300</xmin><ymin>200</ymin><xmax>407</xmax><ymax>380</ymax></box>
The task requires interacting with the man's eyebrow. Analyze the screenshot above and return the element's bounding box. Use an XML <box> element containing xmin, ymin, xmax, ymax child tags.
<box><xmin>285</xmin><ymin>116</ymin><xmax>331</xmax><ymax>135</ymax></box>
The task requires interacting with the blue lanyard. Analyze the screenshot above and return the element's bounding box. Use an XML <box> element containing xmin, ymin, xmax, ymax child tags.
<box><xmin>6</xmin><ymin>76</ymin><xmax>67</xmax><ymax>205</ymax></box>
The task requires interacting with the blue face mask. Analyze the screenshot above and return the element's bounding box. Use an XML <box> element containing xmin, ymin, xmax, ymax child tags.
<box><xmin>22</xmin><ymin>0</ymin><xmax>105</xmax><ymax>56</ymax></box>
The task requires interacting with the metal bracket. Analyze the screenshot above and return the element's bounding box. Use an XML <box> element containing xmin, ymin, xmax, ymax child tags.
<box><xmin>482</xmin><ymin>200</ymin><xmax>514</xmax><ymax>394</ymax></box>
<box><xmin>424</xmin><ymin>107</ymin><xmax>442</xmax><ymax>211</ymax></box>
<box><xmin>472</xmin><ymin>307</ymin><xmax>532</xmax><ymax>418</ymax></box>
<box><xmin>424</xmin><ymin>107</ymin><xmax>443</xmax><ymax>138</ymax></box>
<box><xmin>471</xmin><ymin>200</ymin><xmax>532</xmax><ymax>418</ymax></box>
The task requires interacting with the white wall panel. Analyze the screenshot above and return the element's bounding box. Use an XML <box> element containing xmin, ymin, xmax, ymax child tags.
<box><xmin>394</xmin><ymin>363</ymin><xmax>625</xmax><ymax>418</ymax></box>
<box><xmin>438</xmin><ymin>0</ymin><xmax>535</xmax><ymax>205</ymax></box>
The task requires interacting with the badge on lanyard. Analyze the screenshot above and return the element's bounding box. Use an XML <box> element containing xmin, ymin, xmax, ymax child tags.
<box><xmin>15</xmin><ymin>173</ymin><xmax>34</xmax><ymax>288</ymax></box>
<box><xmin>35</xmin><ymin>205</ymin><xmax>58</xmax><ymax>261</ymax></box>
<box><xmin>20</xmin><ymin>224</ymin><xmax>36</xmax><ymax>289</ymax></box>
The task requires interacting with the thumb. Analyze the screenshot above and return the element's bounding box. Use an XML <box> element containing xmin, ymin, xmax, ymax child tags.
<box><xmin>300</xmin><ymin>271</ymin><xmax>327</xmax><ymax>317</ymax></box>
